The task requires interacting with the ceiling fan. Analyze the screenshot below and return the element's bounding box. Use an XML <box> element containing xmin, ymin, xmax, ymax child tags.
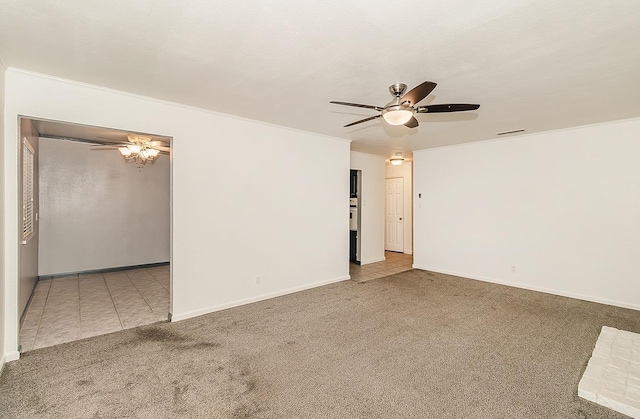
<box><xmin>91</xmin><ymin>134</ymin><xmax>170</xmax><ymax>165</ymax></box>
<box><xmin>330</xmin><ymin>81</ymin><xmax>480</xmax><ymax>128</ymax></box>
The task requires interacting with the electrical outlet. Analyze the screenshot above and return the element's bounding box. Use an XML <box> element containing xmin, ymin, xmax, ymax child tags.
<box><xmin>511</xmin><ymin>265</ymin><xmax>516</xmax><ymax>273</ymax></box>
<box><xmin>256</xmin><ymin>275</ymin><xmax>261</xmax><ymax>285</ymax></box>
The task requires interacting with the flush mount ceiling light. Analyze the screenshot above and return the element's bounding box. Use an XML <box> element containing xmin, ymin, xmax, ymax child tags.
<box><xmin>331</xmin><ymin>81</ymin><xmax>480</xmax><ymax>128</ymax></box>
<box><xmin>390</xmin><ymin>152</ymin><xmax>404</xmax><ymax>165</ymax></box>
<box><xmin>91</xmin><ymin>134</ymin><xmax>170</xmax><ymax>166</ymax></box>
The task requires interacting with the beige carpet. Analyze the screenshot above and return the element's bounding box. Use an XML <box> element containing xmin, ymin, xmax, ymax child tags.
<box><xmin>1</xmin><ymin>269</ymin><xmax>639</xmax><ymax>418</ymax></box>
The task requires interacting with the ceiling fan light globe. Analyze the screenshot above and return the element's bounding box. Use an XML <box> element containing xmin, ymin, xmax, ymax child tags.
<box><xmin>147</xmin><ymin>148</ymin><xmax>160</xmax><ymax>158</ymax></box>
<box><xmin>128</xmin><ymin>144</ymin><xmax>141</xmax><ymax>154</ymax></box>
<box><xmin>382</xmin><ymin>108</ymin><xmax>414</xmax><ymax>126</ymax></box>
<box><xmin>119</xmin><ymin>147</ymin><xmax>132</xmax><ymax>157</ymax></box>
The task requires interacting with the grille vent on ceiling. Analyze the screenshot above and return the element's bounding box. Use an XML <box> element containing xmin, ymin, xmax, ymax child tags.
<box><xmin>497</xmin><ymin>129</ymin><xmax>525</xmax><ymax>136</ymax></box>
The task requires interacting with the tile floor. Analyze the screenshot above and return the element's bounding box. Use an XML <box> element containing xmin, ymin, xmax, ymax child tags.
<box><xmin>350</xmin><ymin>251</ymin><xmax>413</xmax><ymax>282</ymax></box>
<box><xmin>20</xmin><ymin>256</ymin><xmax>405</xmax><ymax>352</ymax></box>
<box><xmin>20</xmin><ymin>264</ymin><xmax>170</xmax><ymax>352</ymax></box>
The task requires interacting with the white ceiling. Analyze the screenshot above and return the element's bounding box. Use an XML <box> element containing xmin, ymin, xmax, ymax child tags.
<box><xmin>1</xmin><ymin>0</ymin><xmax>639</xmax><ymax>157</ymax></box>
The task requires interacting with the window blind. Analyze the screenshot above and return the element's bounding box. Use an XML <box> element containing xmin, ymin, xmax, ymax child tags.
<box><xmin>22</xmin><ymin>139</ymin><xmax>35</xmax><ymax>243</ymax></box>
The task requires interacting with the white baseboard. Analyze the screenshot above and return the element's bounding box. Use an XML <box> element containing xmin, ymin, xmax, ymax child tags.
<box><xmin>1</xmin><ymin>350</ymin><xmax>20</xmax><ymax>375</ymax></box>
<box><xmin>412</xmin><ymin>264</ymin><xmax>640</xmax><ymax>312</ymax></box>
<box><xmin>5</xmin><ymin>351</ymin><xmax>20</xmax><ymax>362</ymax></box>
<box><xmin>360</xmin><ymin>257</ymin><xmax>385</xmax><ymax>265</ymax></box>
<box><xmin>172</xmin><ymin>275</ymin><xmax>350</xmax><ymax>322</ymax></box>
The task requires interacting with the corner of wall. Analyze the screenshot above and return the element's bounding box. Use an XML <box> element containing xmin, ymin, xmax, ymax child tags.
<box><xmin>350</xmin><ymin>151</ymin><xmax>386</xmax><ymax>265</ymax></box>
<box><xmin>0</xmin><ymin>48</ymin><xmax>7</xmax><ymax>70</ymax></box>
<box><xmin>0</xmin><ymin>354</ymin><xmax>6</xmax><ymax>378</ymax></box>
<box><xmin>0</xmin><ymin>53</ymin><xmax>7</xmax><ymax>373</ymax></box>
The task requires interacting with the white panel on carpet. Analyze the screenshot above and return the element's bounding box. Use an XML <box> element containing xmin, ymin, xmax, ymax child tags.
<box><xmin>578</xmin><ymin>326</ymin><xmax>640</xmax><ymax>418</ymax></box>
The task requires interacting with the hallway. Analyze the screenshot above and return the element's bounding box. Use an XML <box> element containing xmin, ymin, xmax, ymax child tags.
<box><xmin>349</xmin><ymin>251</ymin><xmax>413</xmax><ymax>283</ymax></box>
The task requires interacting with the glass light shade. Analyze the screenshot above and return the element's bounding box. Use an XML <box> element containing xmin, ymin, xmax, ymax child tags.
<box><xmin>382</xmin><ymin>109</ymin><xmax>413</xmax><ymax>126</ymax></box>
<box><xmin>127</xmin><ymin>144</ymin><xmax>141</xmax><ymax>154</ymax></box>
<box><xmin>114</xmin><ymin>137</ymin><xmax>167</xmax><ymax>165</ymax></box>
<box><xmin>390</xmin><ymin>158</ymin><xmax>404</xmax><ymax>166</ymax></box>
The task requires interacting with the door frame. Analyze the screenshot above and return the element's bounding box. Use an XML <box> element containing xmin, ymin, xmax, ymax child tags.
<box><xmin>8</xmin><ymin>115</ymin><xmax>174</xmax><ymax>359</ymax></box>
<box><xmin>385</xmin><ymin>177</ymin><xmax>404</xmax><ymax>252</ymax></box>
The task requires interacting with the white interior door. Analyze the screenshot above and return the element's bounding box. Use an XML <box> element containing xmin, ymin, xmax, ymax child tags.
<box><xmin>385</xmin><ymin>178</ymin><xmax>403</xmax><ymax>252</ymax></box>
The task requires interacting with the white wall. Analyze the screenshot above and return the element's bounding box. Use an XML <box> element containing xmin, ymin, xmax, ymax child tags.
<box><xmin>18</xmin><ymin>119</ymin><xmax>39</xmax><ymax>316</ymax></box>
<box><xmin>413</xmin><ymin>117</ymin><xmax>640</xmax><ymax>310</ymax></box>
<box><xmin>0</xmin><ymin>57</ymin><xmax>7</xmax><ymax>371</ymax></box>
<box><xmin>38</xmin><ymin>137</ymin><xmax>170</xmax><ymax>275</ymax></box>
<box><xmin>350</xmin><ymin>151</ymin><xmax>385</xmax><ymax>264</ymax></box>
<box><xmin>385</xmin><ymin>161</ymin><xmax>413</xmax><ymax>254</ymax></box>
<box><xmin>3</xmin><ymin>69</ymin><xmax>350</xmax><ymax>358</ymax></box>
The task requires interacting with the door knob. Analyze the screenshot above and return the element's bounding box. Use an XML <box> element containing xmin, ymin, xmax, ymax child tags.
<box><xmin>399</xmin><ymin>217</ymin><xmax>403</xmax><ymax>220</ymax></box>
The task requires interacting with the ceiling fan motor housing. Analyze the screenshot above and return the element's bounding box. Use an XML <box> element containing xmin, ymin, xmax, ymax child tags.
<box><xmin>389</xmin><ymin>83</ymin><xmax>407</xmax><ymax>97</ymax></box>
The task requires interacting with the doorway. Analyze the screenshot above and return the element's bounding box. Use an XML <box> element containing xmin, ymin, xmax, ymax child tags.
<box><xmin>17</xmin><ymin>117</ymin><xmax>172</xmax><ymax>352</ymax></box>
<box><xmin>385</xmin><ymin>177</ymin><xmax>404</xmax><ymax>252</ymax></box>
<box><xmin>384</xmin><ymin>155</ymin><xmax>414</xmax><ymax>260</ymax></box>
<box><xmin>349</xmin><ymin>169</ymin><xmax>361</xmax><ymax>264</ymax></box>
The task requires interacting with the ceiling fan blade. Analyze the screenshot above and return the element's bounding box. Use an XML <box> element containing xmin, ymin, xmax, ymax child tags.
<box><xmin>404</xmin><ymin>117</ymin><xmax>419</xmax><ymax>128</ymax></box>
<box><xmin>344</xmin><ymin>115</ymin><xmax>382</xmax><ymax>127</ymax></box>
<box><xmin>154</xmin><ymin>146</ymin><xmax>171</xmax><ymax>152</ymax></box>
<box><xmin>330</xmin><ymin>101</ymin><xmax>384</xmax><ymax>112</ymax></box>
<box><xmin>400</xmin><ymin>81</ymin><xmax>437</xmax><ymax>106</ymax></box>
<box><xmin>416</xmin><ymin>104</ymin><xmax>480</xmax><ymax>113</ymax></box>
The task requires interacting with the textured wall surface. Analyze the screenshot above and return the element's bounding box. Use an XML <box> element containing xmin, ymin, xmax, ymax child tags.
<box><xmin>38</xmin><ymin>137</ymin><xmax>170</xmax><ymax>275</ymax></box>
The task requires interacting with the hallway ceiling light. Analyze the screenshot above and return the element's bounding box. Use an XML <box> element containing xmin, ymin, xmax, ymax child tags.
<box><xmin>390</xmin><ymin>152</ymin><xmax>404</xmax><ymax>166</ymax></box>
